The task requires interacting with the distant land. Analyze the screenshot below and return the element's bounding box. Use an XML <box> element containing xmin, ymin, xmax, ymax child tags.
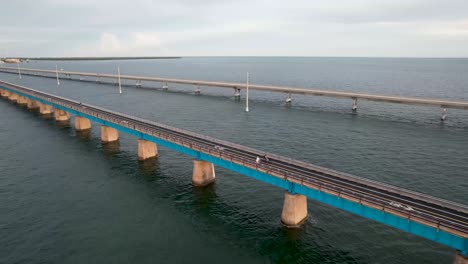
<box><xmin>14</xmin><ymin>56</ymin><xmax>182</xmax><ymax>61</ymax></box>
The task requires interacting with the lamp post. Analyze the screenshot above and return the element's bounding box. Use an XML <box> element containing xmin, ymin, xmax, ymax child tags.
<box><xmin>17</xmin><ymin>62</ymin><xmax>21</xmax><ymax>79</ymax></box>
<box><xmin>55</xmin><ymin>65</ymin><xmax>60</xmax><ymax>85</ymax></box>
<box><xmin>118</xmin><ymin>66</ymin><xmax>122</xmax><ymax>95</ymax></box>
<box><xmin>245</xmin><ymin>72</ymin><xmax>250</xmax><ymax>112</ymax></box>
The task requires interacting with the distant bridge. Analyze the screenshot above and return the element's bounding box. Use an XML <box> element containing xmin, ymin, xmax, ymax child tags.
<box><xmin>0</xmin><ymin>80</ymin><xmax>467</xmax><ymax>263</ymax></box>
<box><xmin>1</xmin><ymin>66</ymin><xmax>467</xmax><ymax>121</ymax></box>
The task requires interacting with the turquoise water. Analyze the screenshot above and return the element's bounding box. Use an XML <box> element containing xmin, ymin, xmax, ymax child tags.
<box><xmin>1</xmin><ymin>57</ymin><xmax>467</xmax><ymax>263</ymax></box>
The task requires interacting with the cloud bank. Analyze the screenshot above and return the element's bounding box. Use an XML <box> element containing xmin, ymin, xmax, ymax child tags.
<box><xmin>1</xmin><ymin>0</ymin><xmax>467</xmax><ymax>57</ymax></box>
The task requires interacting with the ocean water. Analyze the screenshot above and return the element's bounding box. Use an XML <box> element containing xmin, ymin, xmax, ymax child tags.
<box><xmin>0</xmin><ymin>57</ymin><xmax>467</xmax><ymax>264</ymax></box>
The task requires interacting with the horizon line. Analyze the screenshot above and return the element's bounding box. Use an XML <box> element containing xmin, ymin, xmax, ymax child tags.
<box><xmin>2</xmin><ymin>55</ymin><xmax>468</xmax><ymax>60</ymax></box>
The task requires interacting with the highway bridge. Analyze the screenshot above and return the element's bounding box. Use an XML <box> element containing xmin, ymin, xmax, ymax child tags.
<box><xmin>0</xmin><ymin>80</ymin><xmax>467</xmax><ymax>263</ymax></box>
<box><xmin>1</xmin><ymin>66</ymin><xmax>468</xmax><ymax>120</ymax></box>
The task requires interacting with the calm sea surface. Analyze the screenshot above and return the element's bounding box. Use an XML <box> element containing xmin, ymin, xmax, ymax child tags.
<box><xmin>1</xmin><ymin>57</ymin><xmax>467</xmax><ymax>264</ymax></box>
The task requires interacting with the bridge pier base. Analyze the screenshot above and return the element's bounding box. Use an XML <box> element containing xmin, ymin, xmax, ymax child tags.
<box><xmin>75</xmin><ymin>116</ymin><xmax>91</xmax><ymax>131</ymax></box>
<box><xmin>194</xmin><ymin>85</ymin><xmax>201</xmax><ymax>95</ymax></box>
<box><xmin>1</xmin><ymin>90</ymin><xmax>10</xmax><ymax>97</ymax></box>
<box><xmin>55</xmin><ymin>109</ymin><xmax>70</xmax><ymax>121</ymax></box>
<box><xmin>101</xmin><ymin>126</ymin><xmax>119</xmax><ymax>143</ymax></box>
<box><xmin>17</xmin><ymin>96</ymin><xmax>28</xmax><ymax>105</ymax></box>
<box><xmin>281</xmin><ymin>192</ymin><xmax>308</xmax><ymax>227</ymax></box>
<box><xmin>454</xmin><ymin>251</ymin><xmax>468</xmax><ymax>264</ymax></box>
<box><xmin>234</xmin><ymin>88</ymin><xmax>241</xmax><ymax>98</ymax></box>
<box><xmin>441</xmin><ymin>108</ymin><xmax>448</xmax><ymax>121</ymax></box>
<box><xmin>39</xmin><ymin>103</ymin><xmax>54</xmax><ymax>115</ymax></box>
<box><xmin>8</xmin><ymin>93</ymin><xmax>19</xmax><ymax>102</ymax></box>
<box><xmin>286</xmin><ymin>93</ymin><xmax>292</xmax><ymax>104</ymax></box>
<box><xmin>26</xmin><ymin>99</ymin><xmax>40</xmax><ymax>110</ymax></box>
<box><xmin>192</xmin><ymin>160</ymin><xmax>215</xmax><ymax>186</ymax></box>
<box><xmin>138</xmin><ymin>139</ymin><xmax>158</xmax><ymax>160</ymax></box>
<box><xmin>352</xmin><ymin>98</ymin><xmax>358</xmax><ymax>111</ymax></box>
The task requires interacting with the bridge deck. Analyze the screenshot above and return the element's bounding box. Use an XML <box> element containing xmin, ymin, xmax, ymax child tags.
<box><xmin>1</xmin><ymin>66</ymin><xmax>468</xmax><ymax>110</ymax></box>
<box><xmin>1</xmin><ymin>80</ymin><xmax>467</xmax><ymax>253</ymax></box>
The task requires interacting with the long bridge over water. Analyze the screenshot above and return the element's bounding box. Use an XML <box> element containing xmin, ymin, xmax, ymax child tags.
<box><xmin>0</xmin><ymin>80</ymin><xmax>467</xmax><ymax>263</ymax></box>
<box><xmin>1</xmin><ymin>66</ymin><xmax>468</xmax><ymax>120</ymax></box>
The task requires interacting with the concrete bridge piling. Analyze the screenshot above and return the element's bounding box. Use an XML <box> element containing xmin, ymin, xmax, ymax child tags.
<box><xmin>192</xmin><ymin>160</ymin><xmax>216</xmax><ymax>186</ymax></box>
<box><xmin>101</xmin><ymin>126</ymin><xmax>119</xmax><ymax>143</ymax></box>
<box><xmin>352</xmin><ymin>98</ymin><xmax>358</xmax><ymax>111</ymax></box>
<box><xmin>26</xmin><ymin>99</ymin><xmax>40</xmax><ymax>110</ymax></box>
<box><xmin>454</xmin><ymin>251</ymin><xmax>468</xmax><ymax>264</ymax></box>
<box><xmin>54</xmin><ymin>109</ymin><xmax>70</xmax><ymax>121</ymax></box>
<box><xmin>137</xmin><ymin>139</ymin><xmax>158</xmax><ymax>160</ymax></box>
<box><xmin>39</xmin><ymin>103</ymin><xmax>54</xmax><ymax>115</ymax></box>
<box><xmin>281</xmin><ymin>192</ymin><xmax>308</xmax><ymax>227</ymax></box>
<box><xmin>74</xmin><ymin>116</ymin><xmax>91</xmax><ymax>131</ymax></box>
<box><xmin>17</xmin><ymin>96</ymin><xmax>28</xmax><ymax>105</ymax></box>
<box><xmin>0</xmin><ymin>89</ymin><xmax>10</xmax><ymax>97</ymax></box>
<box><xmin>8</xmin><ymin>92</ymin><xmax>19</xmax><ymax>102</ymax></box>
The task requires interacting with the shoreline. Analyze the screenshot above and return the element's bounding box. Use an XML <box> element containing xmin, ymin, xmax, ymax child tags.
<box><xmin>17</xmin><ymin>56</ymin><xmax>182</xmax><ymax>61</ymax></box>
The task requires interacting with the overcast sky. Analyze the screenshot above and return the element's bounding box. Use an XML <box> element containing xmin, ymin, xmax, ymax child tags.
<box><xmin>1</xmin><ymin>0</ymin><xmax>467</xmax><ymax>57</ymax></box>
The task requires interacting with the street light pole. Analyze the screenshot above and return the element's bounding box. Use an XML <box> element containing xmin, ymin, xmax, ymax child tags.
<box><xmin>17</xmin><ymin>63</ymin><xmax>21</xmax><ymax>79</ymax></box>
<box><xmin>118</xmin><ymin>66</ymin><xmax>122</xmax><ymax>95</ymax></box>
<box><xmin>55</xmin><ymin>65</ymin><xmax>60</xmax><ymax>85</ymax></box>
<box><xmin>245</xmin><ymin>72</ymin><xmax>250</xmax><ymax>112</ymax></box>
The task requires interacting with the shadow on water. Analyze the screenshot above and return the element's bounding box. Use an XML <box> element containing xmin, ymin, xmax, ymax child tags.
<box><xmin>26</xmin><ymin>108</ymin><xmax>40</xmax><ymax>114</ymax></box>
<box><xmin>281</xmin><ymin>225</ymin><xmax>306</xmax><ymax>241</ymax></box>
<box><xmin>75</xmin><ymin>129</ymin><xmax>92</xmax><ymax>141</ymax></box>
<box><xmin>192</xmin><ymin>183</ymin><xmax>218</xmax><ymax>207</ymax></box>
<box><xmin>137</xmin><ymin>158</ymin><xmax>161</xmax><ymax>181</ymax></box>
<box><xmin>54</xmin><ymin>120</ymin><xmax>70</xmax><ymax>129</ymax></box>
<box><xmin>261</xmin><ymin>238</ymin><xmax>362</xmax><ymax>264</ymax></box>
<box><xmin>39</xmin><ymin>113</ymin><xmax>54</xmax><ymax>120</ymax></box>
<box><xmin>247</xmin><ymin>223</ymin><xmax>363</xmax><ymax>264</ymax></box>
<box><xmin>101</xmin><ymin>141</ymin><xmax>120</xmax><ymax>156</ymax></box>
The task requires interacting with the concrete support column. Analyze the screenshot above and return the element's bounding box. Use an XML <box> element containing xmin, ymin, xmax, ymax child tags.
<box><xmin>101</xmin><ymin>126</ymin><xmax>119</xmax><ymax>143</ymax></box>
<box><xmin>192</xmin><ymin>160</ymin><xmax>215</xmax><ymax>186</ymax></box>
<box><xmin>454</xmin><ymin>251</ymin><xmax>468</xmax><ymax>264</ymax></box>
<box><xmin>352</xmin><ymin>98</ymin><xmax>358</xmax><ymax>111</ymax></box>
<box><xmin>281</xmin><ymin>192</ymin><xmax>308</xmax><ymax>227</ymax></box>
<box><xmin>1</xmin><ymin>90</ymin><xmax>10</xmax><ymax>97</ymax></box>
<box><xmin>17</xmin><ymin>96</ymin><xmax>28</xmax><ymax>105</ymax></box>
<box><xmin>26</xmin><ymin>99</ymin><xmax>40</xmax><ymax>110</ymax></box>
<box><xmin>8</xmin><ymin>93</ymin><xmax>19</xmax><ymax>101</ymax></box>
<box><xmin>54</xmin><ymin>109</ymin><xmax>70</xmax><ymax>121</ymax></box>
<box><xmin>74</xmin><ymin>116</ymin><xmax>91</xmax><ymax>131</ymax></box>
<box><xmin>138</xmin><ymin>139</ymin><xmax>158</xmax><ymax>160</ymax></box>
<box><xmin>39</xmin><ymin>103</ymin><xmax>54</xmax><ymax>115</ymax></box>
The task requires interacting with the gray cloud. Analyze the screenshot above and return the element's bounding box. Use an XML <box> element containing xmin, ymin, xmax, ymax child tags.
<box><xmin>1</xmin><ymin>0</ymin><xmax>467</xmax><ymax>57</ymax></box>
